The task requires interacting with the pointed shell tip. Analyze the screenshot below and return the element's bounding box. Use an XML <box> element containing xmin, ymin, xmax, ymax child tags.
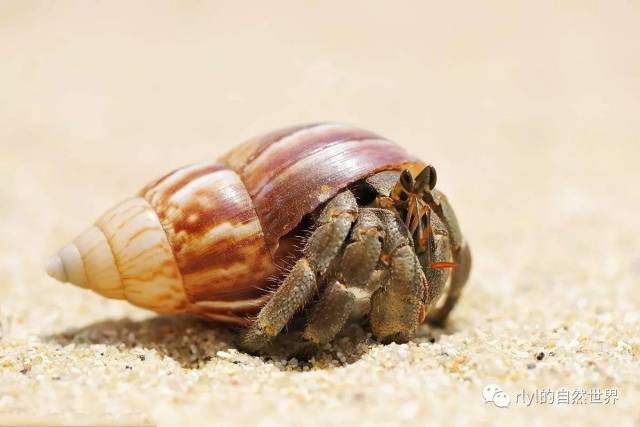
<box><xmin>45</xmin><ymin>254</ymin><xmax>67</xmax><ymax>283</ymax></box>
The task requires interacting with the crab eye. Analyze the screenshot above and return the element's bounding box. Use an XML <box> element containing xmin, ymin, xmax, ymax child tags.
<box><xmin>415</xmin><ymin>164</ymin><xmax>437</xmax><ymax>191</ymax></box>
<box><xmin>399</xmin><ymin>169</ymin><xmax>415</xmax><ymax>191</ymax></box>
<box><xmin>426</xmin><ymin>165</ymin><xmax>437</xmax><ymax>190</ymax></box>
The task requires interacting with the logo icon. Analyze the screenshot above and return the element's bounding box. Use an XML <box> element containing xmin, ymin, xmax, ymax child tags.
<box><xmin>482</xmin><ymin>384</ymin><xmax>511</xmax><ymax>408</ymax></box>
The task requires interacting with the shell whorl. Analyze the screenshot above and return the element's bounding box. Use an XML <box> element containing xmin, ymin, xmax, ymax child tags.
<box><xmin>46</xmin><ymin>123</ymin><xmax>425</xmax><ymax>323</ymax></box>
<box><xmin>138</xmin><ymin>163</ymin><xmax>275</xmax><ymax>304</ymax></box>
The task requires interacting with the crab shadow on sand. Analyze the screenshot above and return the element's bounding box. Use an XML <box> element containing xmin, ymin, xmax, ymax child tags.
<box><xmin>44</xmin><ymin>314</ymin><xmax>458</xmax><ymax>370</ymax></box>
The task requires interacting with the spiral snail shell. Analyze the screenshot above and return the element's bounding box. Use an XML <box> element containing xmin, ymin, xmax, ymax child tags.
<box><xmin>46</xmin><ymin>123</ymin><xmax>425</xmax><ymax>325</ymax></box>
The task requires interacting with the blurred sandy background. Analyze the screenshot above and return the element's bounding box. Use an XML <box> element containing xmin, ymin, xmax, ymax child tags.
<box><xmin>1</xmin><ymin>1</ymin><xmax>639</xmax><ymax>426</ymax></box>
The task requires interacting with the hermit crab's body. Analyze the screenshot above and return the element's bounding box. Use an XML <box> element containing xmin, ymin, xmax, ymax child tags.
<box><xmin>46</xmin><ymin>123</ymin><xmax>471</xmax><ymax>351</ymax></box>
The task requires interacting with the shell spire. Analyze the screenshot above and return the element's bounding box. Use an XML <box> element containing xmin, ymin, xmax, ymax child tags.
<box><xmin>44</xmin><ymin>164</ymin><xmax>278</xmax><ymax>324</ymax></box>
<box><xmin>45</xmin><ymin>197</ymin><xmax>189</xmax><ymax>311</ymax></box>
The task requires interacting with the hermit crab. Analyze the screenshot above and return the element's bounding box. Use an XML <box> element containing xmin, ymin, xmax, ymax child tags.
<box><xmin>45</xmin><ymin>123</ymin><xmax>471</xmax><ymax>352</ymax></box>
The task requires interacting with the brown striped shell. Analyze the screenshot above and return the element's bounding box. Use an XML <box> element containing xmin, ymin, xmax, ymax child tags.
<box><xmin>45</xmin><ymin>123</ymin><xmax>425</xmax><ymax>325</ymax></box>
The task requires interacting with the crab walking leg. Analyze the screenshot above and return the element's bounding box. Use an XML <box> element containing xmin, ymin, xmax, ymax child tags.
<box><xmin>305</xmin><ymin>190</ymin><xmax>360</xmax><ymax>272</ymax></box>
<box><xmin>241</xmin><ymin>190</ymin><xmax>359</xmax><ymax>352</ymax></box>
<box><xmin>337</xmin><ymin>209</ymin><xmax>384</xmax><ymax>286</ymax></box>
<box><xmin>370</xmin><ymin>244</ymin><xmax>427</xmax><ymax>343</ymax></box>
<box><xmin>426</xmin><ymin>243</ymin><xmax>471</xmax><ymax>325</ymax></box>
<box><xmin>242</xmin><ymin>259</ymin><xmax>317</xmax><ymax>351</ymax></box>
<box><xmin>426</xmin><ymin>190</ymin><xmax>472</xmax><ymax>325</ymax></box>
<box><xmin>302</xmin><ymin>280</ymin><xmax>355</xmax><ymax>345</ymax></box>
<box><xmin>303</xmin><ymin>209</ymin><xmax>384</xmax><ymax>344</ymax></box>
<box><xmin>420</xmin><ymin>210</ymin><xmax>453</xmax><ymax>306</ymax></box>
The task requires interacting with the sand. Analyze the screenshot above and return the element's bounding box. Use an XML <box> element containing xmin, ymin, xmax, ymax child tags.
<box><xmin>1</xmin><ymin>2</ymin><xmax>639</xmax><ymax>426</ymax></box>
